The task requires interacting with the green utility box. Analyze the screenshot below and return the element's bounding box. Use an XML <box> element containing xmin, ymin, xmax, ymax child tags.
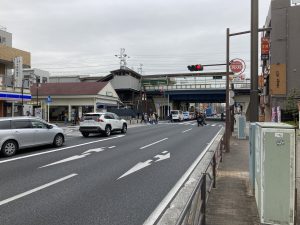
<box><xmin>255</xmin><ymin>122</ymin><xmax>295</xmax><ymax>225</ymax></box>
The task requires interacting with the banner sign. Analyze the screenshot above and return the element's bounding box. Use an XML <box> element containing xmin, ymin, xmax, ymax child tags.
<box><xmin>270</xmin><ymin>64</ymin><xmax>286</xmax><ymax>95</ymax></box>
<box><xmin>261</xmin><ymin>37</ymin><xmax>270</xmax><ymax>60</ymax></box>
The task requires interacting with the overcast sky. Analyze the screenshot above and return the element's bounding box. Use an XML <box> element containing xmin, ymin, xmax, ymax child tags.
<box><xmin>1</xmin><ymin>0</ymin><xmax>272</xmax><ymax>76</ymax></box>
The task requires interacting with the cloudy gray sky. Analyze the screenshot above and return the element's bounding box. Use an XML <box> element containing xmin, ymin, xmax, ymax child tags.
<box><xmin>1</xmin><ymin>0</ymin><xmax>271</xmax><ymax>76</ymax></box>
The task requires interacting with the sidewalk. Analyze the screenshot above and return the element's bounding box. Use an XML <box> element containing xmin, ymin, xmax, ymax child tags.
<box><xmin>206</xmin><ymin>137</ymin><xmax>260</xmax><ymax>225</ymax></box>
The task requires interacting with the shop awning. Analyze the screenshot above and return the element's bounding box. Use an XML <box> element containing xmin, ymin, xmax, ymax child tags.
<box><xmin>0</xmin><ymin>92</ymin><xmax>32</xmax><ymax>101</ymax></box>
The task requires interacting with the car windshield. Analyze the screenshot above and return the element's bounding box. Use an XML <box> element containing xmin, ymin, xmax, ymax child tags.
<box><xmin>171</xmin><ymin>111</ymin><xmax>178</xmax><ymax>115</ymax></box>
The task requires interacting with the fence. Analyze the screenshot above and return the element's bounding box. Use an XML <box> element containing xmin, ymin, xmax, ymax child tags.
<box><xmin>155</xmin><ymin>128</ymin><xmax>225</xmax><ymax>225</ymax></box>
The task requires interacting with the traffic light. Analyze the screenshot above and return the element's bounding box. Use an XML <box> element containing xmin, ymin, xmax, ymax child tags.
<box><xmin>187</xmin><ymin>64</ymin><xmax>204</xmax><ymax>71</ymax></box>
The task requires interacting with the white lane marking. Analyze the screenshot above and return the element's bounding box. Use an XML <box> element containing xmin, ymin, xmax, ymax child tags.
<box><xmin>118</xmin><ymin>151</ymin><xmax>171</xmax><ymax>180</ymax></box>
<box><xmin>182</xmin><ymin>128</ymin><xmax>192</xmax><ymax>133</ymax></box>
<box><xmin>40</xmin><ymin>147</ymin><xmax>106</xmax><ymax>168</ymax></box>
<box><xmin>211</xmin><ymin>124</ymin><xmax>217</xmax><ymax>127</ymax></box>
<box><xmin>108</xmin><ymin>146</ymin><xmax>116</xmax><ymax>149</ymax></box>
<box><xmin>0</xmin><ymin>173</ymin><xmax>77</xmax><ymax>206</ymax></box>
<box><xmin>117</xmin><ymin>160</ymin><xmax>153</xmax><ymax>180</ymax></box>
<box><xmin>154</xmin><ymin>152</ymin><xmax>170</xmax><ymax>162</ymax></box>
<box><xmin>0</xmin><ymin>135</ymin><xmax>125</xmax><ymax>164</ymax></box>
<box><xmin>39</xmin><ymin>155</ymin><xmax>88</xmax><ymax>168</ymax></box>
<box><xmin>84</xmin><ymin>147</ymin><xmax>105</xmax><ymax>153</ymax></box>
<box><xmin>143</xmin><ymin>128</ymin><xmax>223</xmax><ymax>225</ymax></box>
<box><xmin>139</xmin><ymin>138</ymin><xmax>168</xmax><ymax>150</ymax></box>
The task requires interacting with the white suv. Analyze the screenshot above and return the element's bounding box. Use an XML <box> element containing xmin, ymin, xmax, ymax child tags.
<box><xmin>79</xmin><ymin>112</ymin><xmax>127</xmax><ymax>137</ymax></box>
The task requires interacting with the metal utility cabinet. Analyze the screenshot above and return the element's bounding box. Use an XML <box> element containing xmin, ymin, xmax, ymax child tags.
<box><xmin>255</xmin><ymin>122</ymin><xmax>295</xmax><ymax>225</ymax></box>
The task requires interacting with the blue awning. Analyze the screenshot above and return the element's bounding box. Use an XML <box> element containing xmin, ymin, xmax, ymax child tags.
<box><xmin>0</xmin><ymin>92</ymin><xmax>32</xmax><ymax>101</ymax></box>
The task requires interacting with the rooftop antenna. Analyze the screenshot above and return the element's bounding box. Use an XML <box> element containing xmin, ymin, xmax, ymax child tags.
<box><xmin>138</xmin><ymin>63</ymin><xmax>143</xmax><ymax>75</ymax></box>
<box><xmin>115</xmin><ymin>48</ymin><xmax>130</xmax><ymax>69</ymax></box>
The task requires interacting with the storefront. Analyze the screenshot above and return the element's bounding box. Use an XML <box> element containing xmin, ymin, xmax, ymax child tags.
<box><xmin>30</xmin><ymin>82</ymin><xmax>121</xmax><ymax>123</ymax></box>
<box><xmin>0</xmin><ymin>91</ymin><xmax>32</xmax><ymax>117</ymax></box>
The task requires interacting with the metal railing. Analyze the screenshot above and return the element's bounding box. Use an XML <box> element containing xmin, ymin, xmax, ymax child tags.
<box><xmin>174</xmin><ymin>132</ymin><xmax>225</xmax><ymax>225</ymax></box>
<box><xmin>144</xmin><ymin>79</ymin><xmax>250</xmax><ymax>91</ymax></box>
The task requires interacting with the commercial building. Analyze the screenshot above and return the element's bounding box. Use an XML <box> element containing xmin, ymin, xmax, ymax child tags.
<box><xmin>261</xmin><ymin>0</ymin><xmax>300</xmax><ymax>121</ymax></box>
<box><xmin>30</xmin><ymin>82</ymin><xmax>121</xmax><ymax>122</ymax></box>
<box><xmin>0</xmin><ymin>26</ymin><xmax>31</xmax><ymax>117</ymax></box>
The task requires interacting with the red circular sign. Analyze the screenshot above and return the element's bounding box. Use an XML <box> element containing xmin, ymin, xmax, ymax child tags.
<box><xmin>230</xmin><ymin>59</ymin><xmax>245</xmax><ymax>74</ymax></box>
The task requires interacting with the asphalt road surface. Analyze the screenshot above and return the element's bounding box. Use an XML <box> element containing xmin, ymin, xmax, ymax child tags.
<box><xmin>0</xmin><ymin>121</ymin><xmax>223</xmax><ymax>225</ymax></box>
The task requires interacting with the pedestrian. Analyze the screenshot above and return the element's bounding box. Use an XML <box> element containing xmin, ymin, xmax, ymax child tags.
<box><xmin>141</xmin><ymin>113</ymin><xmax>145</xmax><ymax>124</ymax></box>
<box><xmin>64</xmin><ymin>112</ymin><xmax>68</xmax><ymax>125</ymax></box>
<box><xmin>154</xmin><ymin>112</ymin><xmax>158</xmax><ymax>124</ymax></box>
<box><xmin>144</xmin><ymin>113</ymin><xmax>148</xmax><ymax>124</ymax></box>
<box><xmin>152</xmin><ymin>113</ymin><xmax>156</xmax><ymax>124</ymax></box>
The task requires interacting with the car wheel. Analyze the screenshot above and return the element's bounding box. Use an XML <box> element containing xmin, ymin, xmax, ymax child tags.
<box><xmin>1</xmin><ymin>140</ymin><xmax>18</xmax><ymax>157</ymax></box>
<box><xmin>104</xmin><ymin>125</ymin><xmax>111</xmax><ymax>137</ymax></box>
<box><xmin>81</xmin><ymin>132</ymin><xmax>89</xmax><ymax>137</ymax></box>
<box><xmin>121</xmin><ymin>124</ymin><xmax>127</xmax><ymax>134</ymax></box>
<box><xmin>53</xmin><ymin>134</ymin><xmax>64</xmax><ymax>147</ymax></box>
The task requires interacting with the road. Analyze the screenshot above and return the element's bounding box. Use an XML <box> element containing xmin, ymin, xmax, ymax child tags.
<box><xmin>0</xmin><ymin>121</ymin><xmax>223</xmax><ymax>225</ymax></box>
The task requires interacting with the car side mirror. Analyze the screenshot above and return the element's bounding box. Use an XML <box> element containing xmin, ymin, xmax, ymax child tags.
<box><xmin>47</xmin><ymin>124</ymin><xmax>53</xmax><ymax>129</ymax></box>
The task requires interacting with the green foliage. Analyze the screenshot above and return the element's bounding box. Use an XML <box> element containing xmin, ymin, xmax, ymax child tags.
<box><xmin>286</xmin><ymin>88</ymin><xmax>299</xmax><ymax>116</ymax></box>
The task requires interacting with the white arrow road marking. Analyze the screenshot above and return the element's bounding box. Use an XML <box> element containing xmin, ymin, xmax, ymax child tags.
<box><xmin>182</xmin><ymin>128</ymin><xmax>192</xmax><ymax>133</ymax></box>
<box><xmin>84</xmin><ymin>147</ymin><xmax>105</xmax><ymax>154</ymax></box>
<box><xmin>118</xmin><ymin>151</ymin><xmax>171</xmax><ymax>180</ymax></box>
<box><xmin>154</xmin><ymin>152</ymin><xmax>170</xmax><ymax>162</ymax></box>
<box><xmin>117</xmin><ymin>160</ymin><xmax>153</xmax><ymax>180</ymax></box>
<box><xmin>0</xmin><ymin>135</ymin><xmax>124</xmax><ymax>164</ymax></box>
<box><xmin>0</xmin><ymin>173</ymin><xmax>78</xmax><ymax>206</ymax></box>
<box><xmin>40</xmin><ymin>147</ymin><xmax>107</xmax><ymax>168</ymax></box>
<box><xmin>140</xmin><ymin>138</ymin><xmax>168</xmax><ymax>150</ymax></box>
<box><xmin>39</xmin><ymin>155</ymin><xmax>88</xmax><ymax>168</ymax></box>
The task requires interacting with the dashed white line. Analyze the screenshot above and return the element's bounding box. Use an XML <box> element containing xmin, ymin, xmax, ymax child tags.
<box><xmin>0</xmin><ymin>173</ymin><xmax>78</xmax><ymax>206</ymax></box>
<box><xmin>140</xmin><ymin>138</ymin><xmax>168</xmax><ymax>150</ymax></box>
<box><xmin>182</xmin><ymin>128</ymin><xmax>192</xmax><ymax>133</ymax></box>
<box><xmin>108</xmin><ymin>146</ymin><xmax>116</xmax><ymax>149</ymax></box>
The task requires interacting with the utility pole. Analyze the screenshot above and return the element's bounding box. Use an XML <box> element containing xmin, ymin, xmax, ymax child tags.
<box><xmin>115</xmin><ymin>48</ymin><xmax>130</xmax><ymax>69</ymax></box>
<box><xmin>226</xmin><ymin>28</ymin><xmax>231</xmax><ymax>152</ymax></box>
<box><xmin>250</xmin><ymin>0</ymin><xmax>259</xmax><ymax>122</ymax></box>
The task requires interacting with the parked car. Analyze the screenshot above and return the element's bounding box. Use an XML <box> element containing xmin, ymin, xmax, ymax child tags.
<box><xmin>0</xmin><ymin>117</ymin><xmax>65</xmax><ymax>157</ymax></box>
<box><xmin>170</xmin><ymin>110</ymin><xmax>183</xmax><ymax>122</ymax></box>
<box><xmin>183</xmin><ymin>111</ymin><xmax>190</xmax><ymax>120</ymax></box>
<box><xmin>79</xmin><ymin>112</ymin><xmax>127</xmax><ymax>137</ymax></box>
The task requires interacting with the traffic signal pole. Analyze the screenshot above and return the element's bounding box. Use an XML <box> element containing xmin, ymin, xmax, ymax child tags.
<box><xmin>226</xmin><ymin>28</ymin><xmax>231</xmax><ymax>152</ymax></box>
<box><xmin>250</xmin><ymin>0</ymin><xmax>259</xmax><ymax>122</ymax></box>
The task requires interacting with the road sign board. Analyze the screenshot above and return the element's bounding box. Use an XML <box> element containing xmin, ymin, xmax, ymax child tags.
<box><xmin>230</xmin><ymin>59</ymin><xmax>246</xmax><ymax>75</ymax></box>
<box><xmin>47</xmin><ymin>96</ymin><xmax>52</xmax><ymax>103</ymax></box>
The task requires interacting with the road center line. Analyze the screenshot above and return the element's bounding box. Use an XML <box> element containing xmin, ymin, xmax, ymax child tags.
<box><xmin>182</xmin><ymin>128</ymin><xmax>192</xmax><ymax>133</ymax></box>
<box><xmin>0</xmin><ymin>173</ymin><xmax>78</xmax><ymax>206</ymax></box>
<box><xmin>139</xmin><ymin>138</ymin><xmax>168</xmax><ymax>150</ymax></box>
<box><xmin>0</xmin><ymin>135</ymin><xmax>124</xmax><ymax>164</ymax></box>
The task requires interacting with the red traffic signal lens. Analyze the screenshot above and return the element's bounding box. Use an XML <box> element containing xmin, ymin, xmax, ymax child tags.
<box><xmin>195</xmin><ymin>65</ymin><xmax>201</xmax><ymax>70</ymax></box>
<box><xmin>187</xmin><ymin>64</ymin><xmax>203</xmax><ymax>71</ymax></box>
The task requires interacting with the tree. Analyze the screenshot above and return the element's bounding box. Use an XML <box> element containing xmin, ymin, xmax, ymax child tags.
<box><xmin>286</xmin><ymin>88</ymin><xmax>300</xmax><ymax>125</ymax></box>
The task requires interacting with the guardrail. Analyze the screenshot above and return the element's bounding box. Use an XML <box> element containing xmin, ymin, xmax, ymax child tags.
<box><xmin>175</xmin><ymin>131</ymin><xmax>224</xmax><ymax>225</ymax></box>
<box><xmin>155</xmin><ymin>128</ymin><xmax>225</xmax><ymax>225</ymax></box>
